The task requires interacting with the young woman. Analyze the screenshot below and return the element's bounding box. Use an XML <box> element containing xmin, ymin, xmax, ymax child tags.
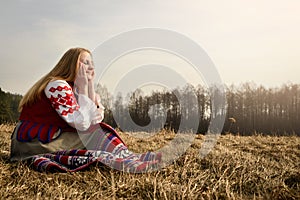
<box><xmin>10</xmin><ymin>47</ymin><xmax>161</xmax><ymax>172</ymax></box>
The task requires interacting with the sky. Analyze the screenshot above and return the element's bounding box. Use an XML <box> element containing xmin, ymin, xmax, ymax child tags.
<box><xmin>1</xmin><ymin>0</ymin><xmax>300</xmax><ymax>95</ymax></box>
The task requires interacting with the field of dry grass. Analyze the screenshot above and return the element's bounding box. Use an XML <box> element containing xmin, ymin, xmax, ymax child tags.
<box><xmin>0</xmin><ymin>123</ymin><xmax>299</xmax><ymax>199</ymax></box>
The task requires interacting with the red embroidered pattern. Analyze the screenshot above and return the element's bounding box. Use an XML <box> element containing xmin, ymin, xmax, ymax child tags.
<box><xmin>61</xmin><ymin>108</ymin><xmax>75</xmax><ymax>116</ymax></box>
<box><xmin>48</xmin><ymin>86</ymin><xmax>79</xmax><ymax>116</ymax></box>
<box><xmin>49</xmin><ymin>86</ymin><xmax>71</xmax><ymax>93</ymax></box>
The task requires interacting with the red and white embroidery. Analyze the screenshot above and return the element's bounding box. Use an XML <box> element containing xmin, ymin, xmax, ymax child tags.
<box><xmin>45</xmin><ymin>81</ymin><xmax>80</xmax><ymax>121</ymax></box>
<box><xmin>48</xmin><ymin>92</ymin><xmax>79</xmax><ymax>115</ymax></box>
<box><xmin>45</xmin><ymin>80</ymin><xmax>103</xmax><ymax>131</ymax></box>
<box><xmin>49</xmin><ymin>85</ymin><xmax>71</xmax><ymax>93</ymax></box>
<box><xmin>48</xmin><ymin>86</ymin><xmax>79</xmax><ymax>115</ymax></box>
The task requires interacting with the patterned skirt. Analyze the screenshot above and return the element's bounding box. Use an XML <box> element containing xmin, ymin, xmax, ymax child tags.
<box><xmin>10</xmin><ymin>122</ymin><xmax>161</xmax><ymax>173</ymax></box>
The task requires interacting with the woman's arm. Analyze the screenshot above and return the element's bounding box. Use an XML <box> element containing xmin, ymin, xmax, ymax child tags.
<box><xmin>45</xmin><ymin>80</ymin><xmax>103</xmax><ymax>131</ymax></box>
<box><xmin>75</xmin><ymin>62</ymin><xmax>88</xmax><ymax>96</ymax></box>
<box><xmin>88</xmin><ymin>81</ymin><xmax>105</xmax><ymax>124</ymax></box>
<box><xmin>88</xmin><ymin>80</ymin><xmax>95</xmax><ymax>103</ymax></box>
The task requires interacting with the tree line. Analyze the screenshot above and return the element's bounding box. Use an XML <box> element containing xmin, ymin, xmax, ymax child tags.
<box><xmin>1</xmin><ymin>83</ymin><xmax>299</xmax><ymax>135</ymax></box>
<box><xmin>97</xmin><ymin>83</ymin><xmax>300</xmax><ymax>136</ymax></box>
<box><xmin>0</xmin><ymin>88</ymin><xmax>22</xmax><ymax>124</ymax></box>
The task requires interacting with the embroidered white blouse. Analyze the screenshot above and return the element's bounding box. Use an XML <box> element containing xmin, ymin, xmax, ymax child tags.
<box><xmin>44</xmin><ymin>80</ymin><xmax>104</xmax><ymax>131</ymax></box>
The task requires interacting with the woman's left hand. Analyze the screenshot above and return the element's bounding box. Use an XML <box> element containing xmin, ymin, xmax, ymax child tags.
<box><xmin>95</xmin><ymin>93</ymin><xmax>102</xmax><ymax>107</ymax></box>
<box><xmin>86</xmin><ymin>64</ymin><xmax>95</xmax><ymax>82</ymax></box>
<box><xmin>75</xmin><ymin>62</ymin><xmax>89</xmax><ymax>95</ymax></box>
<box><xmin>92</xmin><ymin>93</ymin><xmax>105</xmax><ymax>124</ymax></box>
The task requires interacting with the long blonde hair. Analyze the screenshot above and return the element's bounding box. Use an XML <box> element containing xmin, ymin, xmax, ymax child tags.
<box><xmin>19</xmin><ymin>47</ymin><xmax>91</xmax><ymax>112</ymax></box>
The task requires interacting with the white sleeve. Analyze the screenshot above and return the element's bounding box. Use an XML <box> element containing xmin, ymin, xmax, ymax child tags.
<box><xmin>44</xmin><ymin>80</ymin><xmax>103</xmax><ymax>131</ymax></box>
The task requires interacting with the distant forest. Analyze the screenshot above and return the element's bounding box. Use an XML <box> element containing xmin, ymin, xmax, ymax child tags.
<box><xmin>1</xmin><ymin>83</ymin><xmax>299</xmax><ymax>135</ymax></box>
<box><xmin>0</xmin><ymin>88</ymin><xmax>22</xmax><ymax>124</ymax></box>
<box><xmin>97</xmin><ymin>83</ymin><xmax>300</xmax><ymax>136</ymax></box>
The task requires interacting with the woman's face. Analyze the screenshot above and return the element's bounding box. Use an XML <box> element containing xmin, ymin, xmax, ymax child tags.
<box><xmin>79</xmin><ymin>51</ymin><xmax>94</xmax><ymax>80</ymax></box>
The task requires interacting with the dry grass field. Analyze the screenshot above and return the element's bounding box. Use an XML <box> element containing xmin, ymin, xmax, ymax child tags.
<box><xmin>0</xmin><ymin>124</ymin><xmax>299</xmax><ymax>199</ymax></box>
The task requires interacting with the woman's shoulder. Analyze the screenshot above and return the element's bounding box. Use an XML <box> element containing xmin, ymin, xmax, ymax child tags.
<box><xmin>48</xmin><ymin>79</ymin><xmax>69</xmax><ymax>84</ymax></box>
<box><xmin>44</xmin><ymin>79</ymin><xmax>73</xmax><ymax>95</ymax></box>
